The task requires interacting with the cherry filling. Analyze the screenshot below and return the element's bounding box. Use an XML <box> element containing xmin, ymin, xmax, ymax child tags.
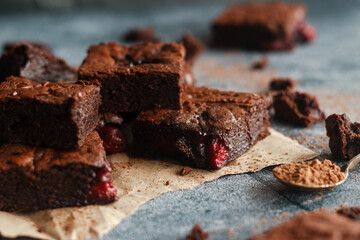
<box><xmin>296</xmin><ymin>21</ymin><xmax>316</xmax><ymax>42</ymax></box>
<box><xmin>88</xmin><ymin>166</ymin><xmax>117</xmax><ymax>203</ymax></box>
<box><xmin>98</xmin><ymin>124</ymin><xmax>127</xmax><ymax>153</ymax></box>
<box><xmin>208</xmin><ymin>137</ymin><xmax>229</xmax><ymax>169</ymax></box>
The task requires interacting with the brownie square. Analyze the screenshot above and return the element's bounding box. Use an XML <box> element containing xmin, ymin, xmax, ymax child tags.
<box><xmin>0</xmin><ymin>131</ymin><xmax>117</xmax><ymax>212</ymax></box>
<box><xmin>0</xmin><ymin>76</ymin><xmax>101</xmax><ymax>149</ymax></box>
<box><xmin>0</xmin><ymin>42</ymin><xmax>77</xmax><ymax>83</ymax></box>
<box><xmin>131</xmin><ymin>87</ymin><xmax>270</xmax><ymax>169</ymax></box>
<box><xmin>78</xmin><ymin>41</ymin><xmax>188</xmax><ymax>113</ymax></box>
<box><xmin>212</xmin><ymin>2</ymin><xmax>316</xmax><ymax>50</ymax></box>
<box><xmin>325</xmin><ymin>113</ymin><xmax>360</xmax><ymax>160</ymax></box>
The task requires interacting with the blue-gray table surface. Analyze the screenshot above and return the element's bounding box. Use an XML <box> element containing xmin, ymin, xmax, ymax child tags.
<box><xmin>1</xmin><ymin>0</ymin><xmax>360</xmax><ymax>239</ymax></box>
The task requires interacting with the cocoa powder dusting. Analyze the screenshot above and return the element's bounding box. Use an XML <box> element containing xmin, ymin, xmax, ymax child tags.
<box><xmin>273</xmin><ymin>159</ymin><xmax>345</xmax><ymax>186</ymax></box>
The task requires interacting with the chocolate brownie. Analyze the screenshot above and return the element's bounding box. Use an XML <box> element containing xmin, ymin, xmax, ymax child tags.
<box><xmin>3</xmin><ymin>41</ymin><xmax>52</xmax><ymax>54</ymax></box>
<box><xmin>0</xmin><ymin>131</ymin><xmax>117</xmax><ymax>212</ymax></box>
<box><xmin>273</xmin><ymin>91</ymin><xmax>325</xmax><ymax>127</ymax></box>
<box><xmin>212</xmin><ymin>2</ymin><xmax>316</xmax><ymax>50</ymax></box>
<box><xmin>0</xmin><ymin>42</ymin><xmax>77</xmax><ymax>83</ymax></box>
<box><xmin>270</xmin><ymin>77</ymin><xmax>296</xmax><ymax>91</ymax></box>
<box><xmin>122</xmin><ymin>27</ymin><xmax>160</xmax><ymax>43</ymax></box>
<box><xmin>131</xmin><ymin>87</ymin><xmax>270</xmax><ymax>169</ymax></box>
<box><xmin>325</xmin><ymin>113</ymin><xmax>360</xmax><ymax>160</ymax></box>
<box><xmin>0</xmin><ymin>77</ymin><xmax>100</xmax><ymax>149</ymax></box>
<box><xmin>78</xmin><ymin>41</ymin><xmax>188</xmax><ymax>113</ymax></box>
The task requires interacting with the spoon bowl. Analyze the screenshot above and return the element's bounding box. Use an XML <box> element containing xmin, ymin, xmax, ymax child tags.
<box><xmin>273</xmin><ymin>153</ymin><xmax>360</xmax><ymax>191</ymax></box>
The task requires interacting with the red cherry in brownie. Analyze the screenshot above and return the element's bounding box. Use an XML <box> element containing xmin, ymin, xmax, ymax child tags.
<box><xmin>88</xmin><ymin>166</ymin><xmax>117</xmax><ymax>203</ymax></box>
<box><xmin>99</xmin><ymin>124</ymin><xmax>127</xmax><ymax>153</ymax></box>
<box><xmin>209</xmin><ymin>138</ymin><xmax>229</xmax><ymax>169</ymax></box>
<box><xmin>296</xmin><ymin>22</ymin><xmax>316</xmax><ymax>42</ymax></box>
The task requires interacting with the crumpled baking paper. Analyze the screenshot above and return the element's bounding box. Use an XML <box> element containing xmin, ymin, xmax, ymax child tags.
<box><xmin>0</xmin><ymin>128</ymin><xmax>318</xmax><ymax>240</ymax></box>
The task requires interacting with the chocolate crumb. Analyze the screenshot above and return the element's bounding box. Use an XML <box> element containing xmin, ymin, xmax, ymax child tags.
<box><xmin>269</xmin><ymin>77</ymin><xmax>296</xmax><ymax>91</ymax></box>
<box><xmin>185</xmin><ymin>223</ymin><xmax>209</xmax><ymax>240</ymax></box>
<box><xmin>165</xmin><ymin>181</ymin><xmax>170</xmax><ymax>186</ymax></box>
<box><xmin>180</xmin><ymin>166</ymin><xmax>193</xmax><ymax>176</ymax></box>
<box><xmin>336</xmin><ymin>206</ymin><xmax>360</xmax><ymax>220</ymax></box>
<box><xmin>273</xmin><ymin>159</ymin><xmax>345</xmax><ymax>187</ymax></box>
<box><xmin>251</xmin><ymin>56</ymin><xmax>269</xmax><ymax>70</ymax></box>
<box><xmin>122</xmin><ymin>27</ymin><xmax>160</xmax><ymax>43</ymax></box>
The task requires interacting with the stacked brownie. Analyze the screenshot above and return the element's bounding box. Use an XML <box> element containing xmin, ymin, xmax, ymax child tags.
<box><xmin>0</xmin><ymin>76</ymin><xmax>117</xmax><ymax>211</ymax></box>
<box><xmin>78</xmin><ymin>41</ymin><xmax>270</xmax><ymax>170</ymax></box>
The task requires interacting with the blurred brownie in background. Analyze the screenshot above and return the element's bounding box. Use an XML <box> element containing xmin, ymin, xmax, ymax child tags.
<box><xmin>212</xmin><ymin>2</ymin><xmax>316</xmax><ymax>51</ymax></box>
<box><xmin>0</xmin><ymin>42</ymin><xmax>77</xmax><ymax>83</ymax></box>
<box><xmin>122</xmin><ymin>27</ymin><xmax>160</xmax><ymax>43</ymax></box>
<box><xmin>3</xmin><ymin>41</ymin><xmax>52</xmax><ymax>54</ymax></box>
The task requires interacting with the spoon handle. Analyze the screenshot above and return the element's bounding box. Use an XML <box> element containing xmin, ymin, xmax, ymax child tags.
<box><xmin>346</xmin><ymin>153</ymin><xmax>360</xmax><ymax>170</ymax></box>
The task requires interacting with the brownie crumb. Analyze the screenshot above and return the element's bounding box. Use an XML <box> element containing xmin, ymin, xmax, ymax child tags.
<box><xmin>273</xmin><ymin>159</ymin><xmax>345</xmax><ymax>187</ymax></box>
<box><xmin>122</xmin><ymin>27</ymin><xmax>160</xmax><ymax>43</ymax></box>
<box><xmin>273</xmin><ymin>91</ymin><xmax>325</xmax><ymax>127</ymax></box>
<box><xmin>185</xmin><ymin>223</ymin><xmax>209</xmax><ymax>240</ymax></box>
<box><xmin>165</xmin><ymin>181</ymin><xmax>170</xmax><ymax>186</ymax></box>
<box><xmin>269</xmin><ymin>77</ymin><xmax>296</xmax><ymax>91</ymax></box>
<box><xmin>251</xmin><ymin>56</ymin><xmax>269</xmax><ymax>70</ymax></box>
<box><xmin>180</xmin><ymin>166</ymin><xmax>193</xmax><ymax>176</ymax></box>
<box><xmin>180</xmin><ymin>32</ymin><xmax>204</xmax><ymax>61</ymax></box>
<box><xmin>325</xmin><ymin>113</ymin><xmax>360</xmax><ymax>160</ymax></box>
<box><xmin>336</xmin><ymin>206</ymin><xmax>360</xmax><ymax>220</ymax></box>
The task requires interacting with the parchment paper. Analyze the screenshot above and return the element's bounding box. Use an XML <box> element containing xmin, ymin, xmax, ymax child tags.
<box><xmin>0</xmin><ymin>128</ymin><xmax>318</xmax><ymax>240</ymax></box>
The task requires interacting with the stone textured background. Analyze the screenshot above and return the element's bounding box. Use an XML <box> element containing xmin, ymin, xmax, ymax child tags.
<box><xmin>1</xmin><ymin>0</ymin><xmax>360</xmax><ymax>239</ymax></box>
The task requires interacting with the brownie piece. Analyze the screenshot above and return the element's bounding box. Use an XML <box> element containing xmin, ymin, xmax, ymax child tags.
<box><xmin>179</xmin><ymin>33</ymin><xmax>204</xmax><ymax>86</ymax></box>
<box><xmin>3</xmin><ymin>41</ymin><xmax>52</xmax><ymax>54</ymax></box>
<box><xmin>0</xmin><ymin>43</ymin><xmax>77</xmax><ymax>83</ymax></box>
<box><xmin>325</xmin><ymin>113</ymin><xmax>360</xmax><ymax>160</ymax></box>
<box><xmin>179</xmin><ymin>32</ymin><xmax>204</xmax><ymax>62</ymax></box>
<box><xmin>273</xmin><ymin>91</ymin><xmax>325</xmax><ymax>127</ymax></box>
<box><xmin>211</xmin><ymin>2</ymin><xmax>316</xmax><ymax>50</ymax></box>
<box><xmin>131</xmin><ymin>87</ymin><xmax>270</xmax><ymax>170</ymax></box>
<box><xmin>0</xmin><ymin>77</ymin><xmax>100</xmax><ymax>149</ymax></box>
<box><xmin>270</xmin><ymin>77</ymin><xmax>296</xmax><ymax>91</ymax></box>
<box><xmin>78</xmin><ymin>41</ymin><xmax>188</xmax><ymax>113</ymax></box>
<box><xmin>122</xmin><ymin>27</ymin><xmax>160</xmax><ymax>43</ymax></box>
<box><xmin>0</xmin><ymin>131</ymin><xmax>117</xmax><ymax>212</ymax></box>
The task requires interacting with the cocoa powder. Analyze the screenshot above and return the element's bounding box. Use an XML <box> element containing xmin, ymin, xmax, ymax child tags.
<box><xmin>273</xmin><ymin>159</ymin><xmax>345</xmax><ymax>186</ymax></box>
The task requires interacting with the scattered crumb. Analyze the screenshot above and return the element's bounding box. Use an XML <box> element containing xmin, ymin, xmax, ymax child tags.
<box><xmin>165</xmin><ymin>181</ymin><xmax>170</xmax><ymax>186</ymax></box>
<box><xmin>180</xmin><ymin>166</ymin><xmax>193</xmax><ymax>176</ymax></box>
<box><xmin>185</xmin><ymin>223</ymin><xmax>209</xmax><ymax>240</ymax></box>
<box><xmin>251</xmin><ymin>56</ymin><xmax>269</xmax><ymax>70</ymax></box>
